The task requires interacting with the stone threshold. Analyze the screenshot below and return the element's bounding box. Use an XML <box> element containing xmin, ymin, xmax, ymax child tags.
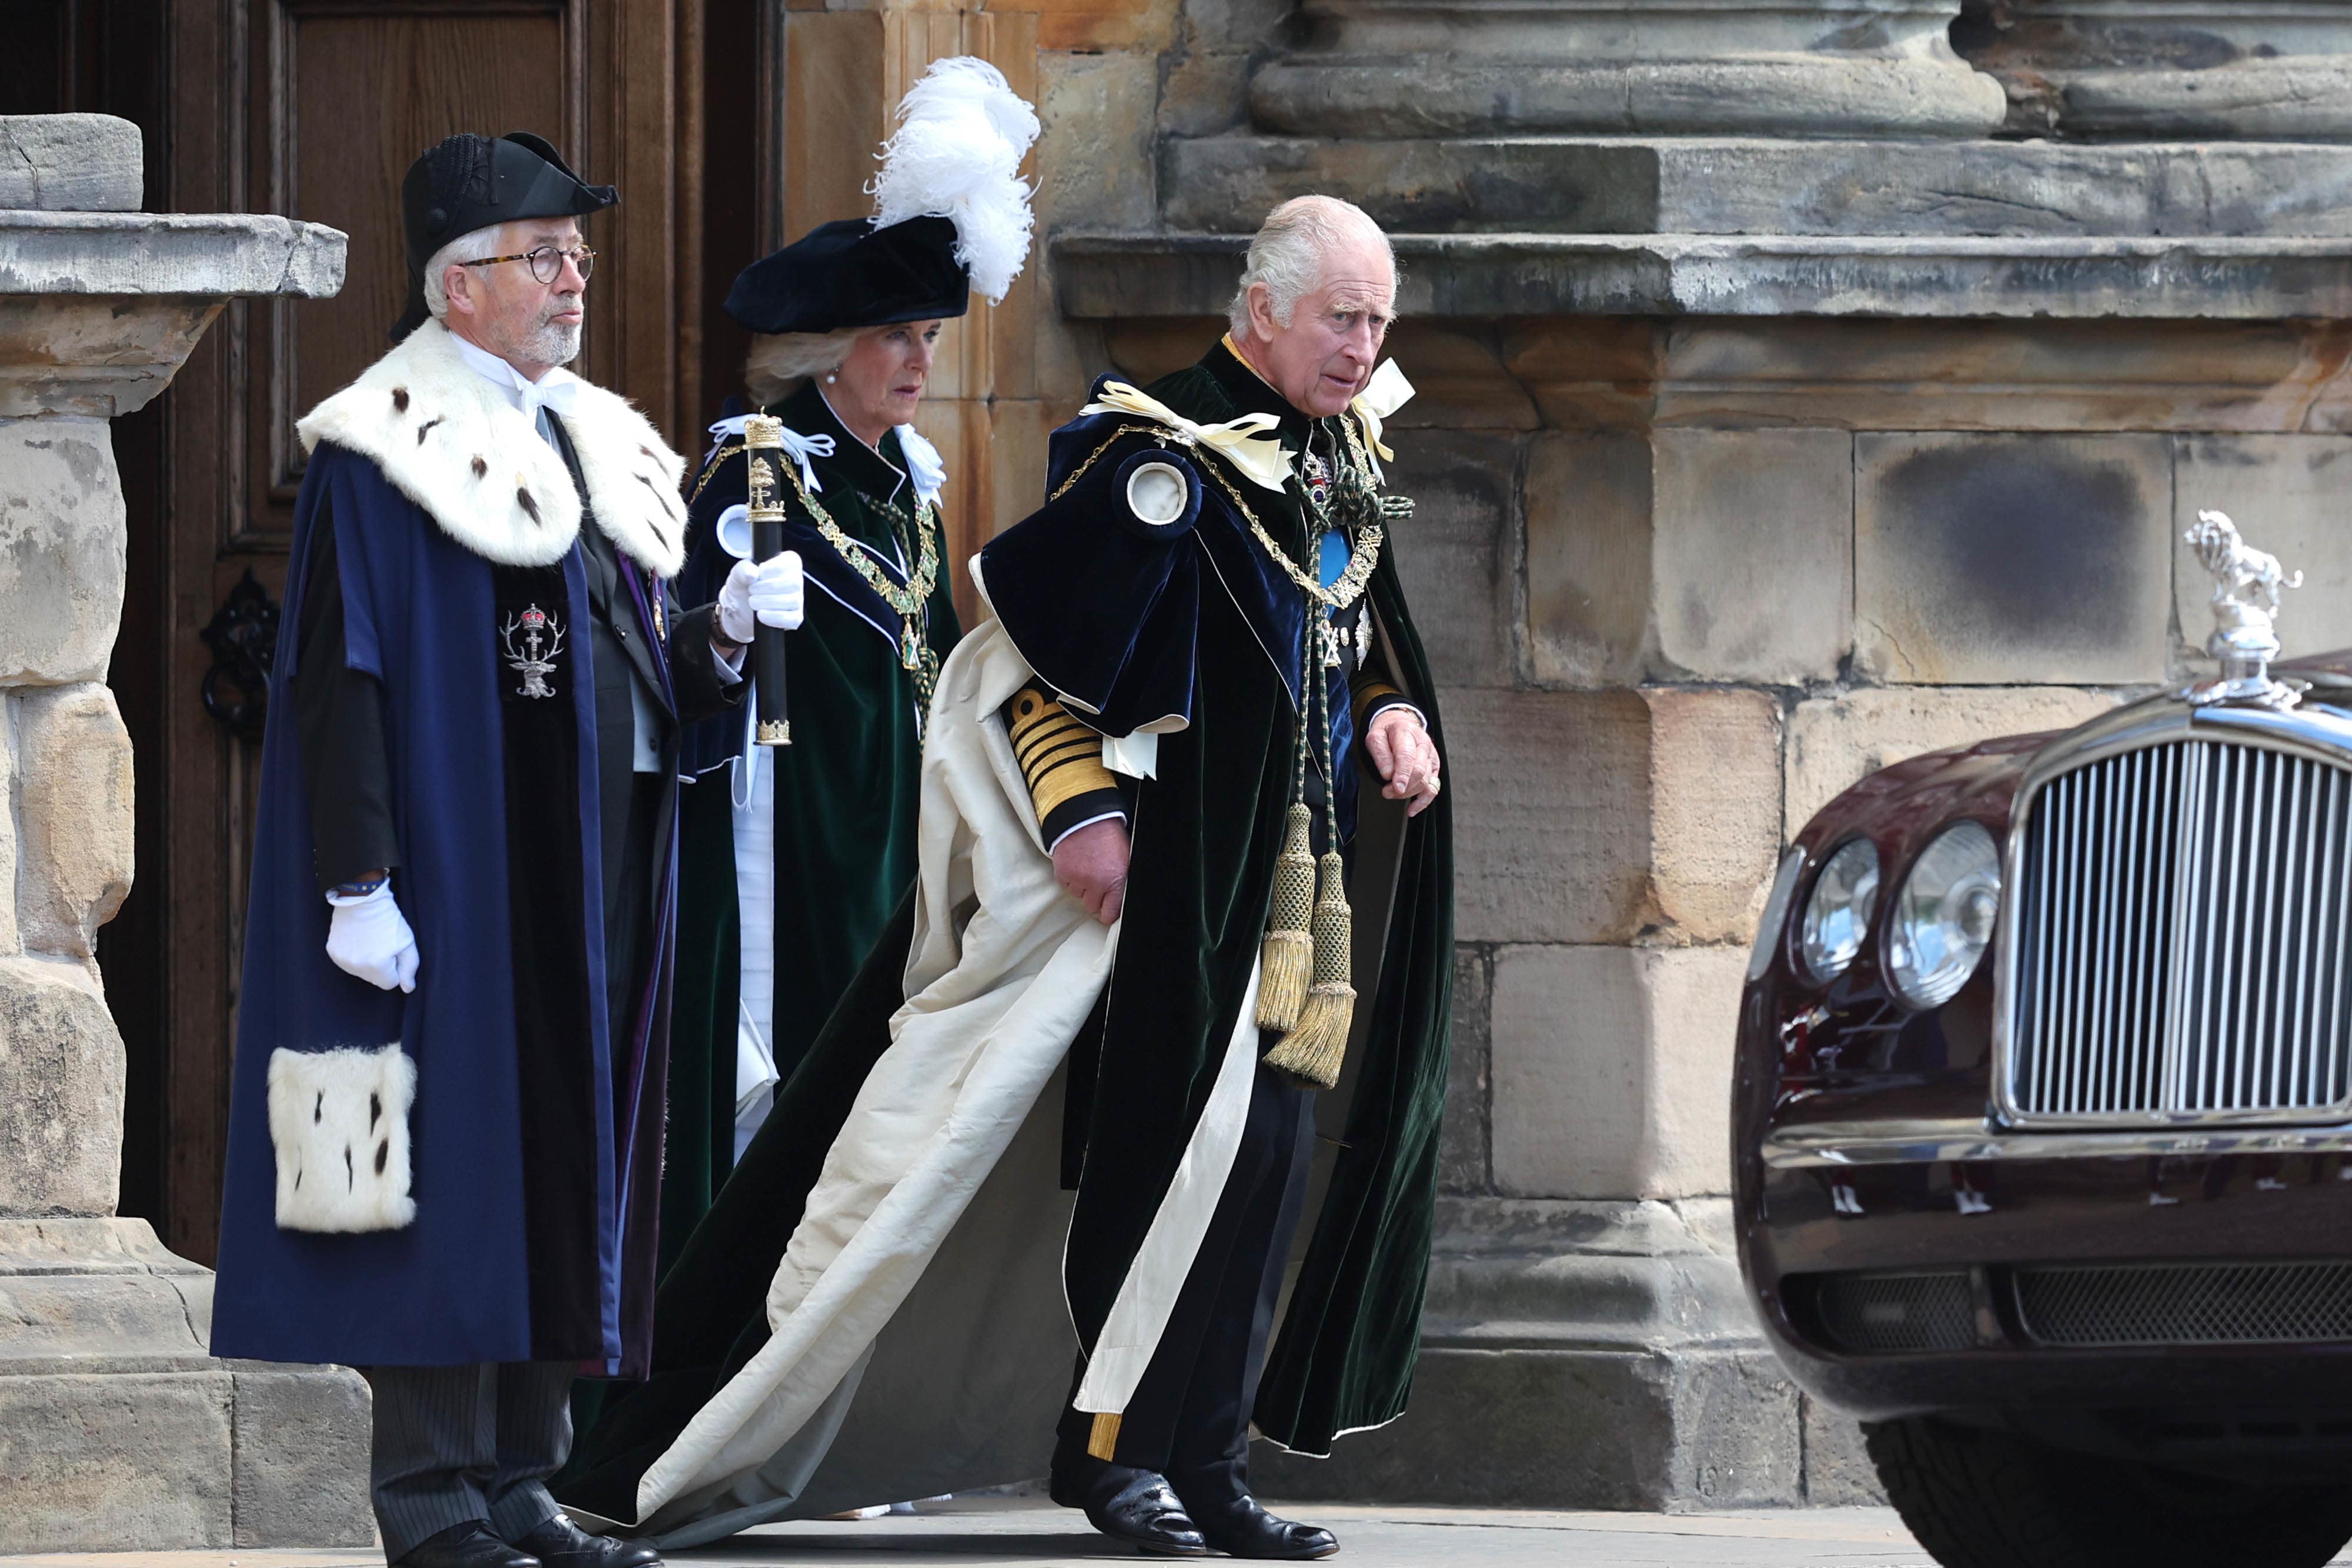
<box><xmin>1055</xmin><ymin>232</ymin><xmax>2352</xmax><ymax>322</ymax></box>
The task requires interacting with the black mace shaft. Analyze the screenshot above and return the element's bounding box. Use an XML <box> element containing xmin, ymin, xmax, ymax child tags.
<box><xmin>744</xmin><ymin>414</ymin><xmax>793</xmax><ymax>747</ymax></box>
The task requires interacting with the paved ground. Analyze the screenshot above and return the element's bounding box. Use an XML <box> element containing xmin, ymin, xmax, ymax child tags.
<box><xmin>30</xmin><ymin>1496</ymin><xmax>2352</xmax><ymax>1568</ymax></box>
<box><xmin>2</xmin><ymin>1497</ymin><xmax>1945</xmax><ymax>1568</ymax></box>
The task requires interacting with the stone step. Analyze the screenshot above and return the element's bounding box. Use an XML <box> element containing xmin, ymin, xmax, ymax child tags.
<box><xmin>1055</xmin><ymin>232</ymin><xmax>2352</xmax><ymax>323</ymax></box>
<box><xmin>1161</xmin><ymin>136</ymin><xmax>2352</xmax><ymax>239</ymax></box>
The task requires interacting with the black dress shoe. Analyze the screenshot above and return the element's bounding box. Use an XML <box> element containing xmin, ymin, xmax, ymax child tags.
<box><xmin>511</xmin><ymin>1513</ymin><xmax>663</xmax><ymax>1568</ymax></box>
<box><xmin>1190</xmin><ymin>1495</ymin><xmax>1338</xmax><ymax>1560</ymax></box>
<box><xmin>393</xmin><ymin>1522</ymin><xmax>540</xmax><ymax>1568</ymax></box>
<box><xmin>1051</xmin><ymin>1462</ymin><xmax>1208</xmax><ymax>1557</ymax></box>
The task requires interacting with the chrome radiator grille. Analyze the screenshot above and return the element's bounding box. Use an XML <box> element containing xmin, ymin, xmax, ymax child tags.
<box><xmin>2009</xmin><ymin>740</ymin><xmax>2352</xmax><ymax>1122</ymax></box>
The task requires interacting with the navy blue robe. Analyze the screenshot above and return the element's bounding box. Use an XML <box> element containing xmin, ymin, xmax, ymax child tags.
<box><xmin>211</xmin><ymin>442</ymin><xmax>630</xmax><ymax>1368</ymax></box>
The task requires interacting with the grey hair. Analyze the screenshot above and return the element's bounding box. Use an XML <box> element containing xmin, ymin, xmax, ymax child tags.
<box><xmin>745</xmin><ymin>327</ymin><xmax>868</xmax><ymax>407</ymax></box>
<box><xmin>1226</xmin><ymin>195</ymin><xmax>1395</xmax><ymax>339</ymax></box>
<box><xmin>422</xmin><ymin>223</ymin><xmax>512</xmax><ymax>320</ymax></box>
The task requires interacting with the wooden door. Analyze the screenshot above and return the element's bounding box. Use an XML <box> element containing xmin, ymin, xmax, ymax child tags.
<box><xmin>86</xmin><ymin>0</ymin><xmax>709</xmax><ymax>1265</ymax></box>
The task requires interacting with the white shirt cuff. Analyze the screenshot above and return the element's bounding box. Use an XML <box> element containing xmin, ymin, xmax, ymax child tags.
<box><xmin>1047</xmin><ymin>810</ymin><xmax>1128</xmax><ymax>852</ymax></box>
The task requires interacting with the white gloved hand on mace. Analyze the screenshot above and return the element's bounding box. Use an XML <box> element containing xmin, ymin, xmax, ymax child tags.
<box><xmin>718</xmin><ymin>551</ymin><xmax>806</xmax><ymax>643</ymax></box>
<box><xmin>325</xmin><ymin>882</ymin><xmax>420</xmax><ymax>994</ymax></box>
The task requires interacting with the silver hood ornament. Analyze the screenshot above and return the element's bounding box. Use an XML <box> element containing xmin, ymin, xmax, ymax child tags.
<box><xmin>2182</xmin><ymin>510</ymin><xmax>2304</xmax><ymax>710</ymax></box>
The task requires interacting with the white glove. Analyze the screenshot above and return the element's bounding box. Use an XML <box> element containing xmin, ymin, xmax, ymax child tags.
<box><xmin>325</xmin><ymin>882</ymin><xmax>420</xmax><ymax>994</ymax></box>
<box><xmin>718</xmin><ymin>553</ymin><xmax>806</xmax><ymax>643</ymax></box>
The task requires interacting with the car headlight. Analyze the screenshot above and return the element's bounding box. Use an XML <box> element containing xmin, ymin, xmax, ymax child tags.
<box><xmin>1800</xmin><ymin>839</ymin><xmax>1880</xmax><ymax>983</ymax></box>
<box><xmin>1885</xmin><ymin>822</ymin><xmax>2002</xmax><ymax>1009</ymax></box>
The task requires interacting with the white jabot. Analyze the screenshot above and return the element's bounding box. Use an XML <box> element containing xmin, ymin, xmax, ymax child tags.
<box><xmin>708</xmin><ymin>413</ymin><xmax>836</xmax><ymax>496</ymax></box>
<box><xmin>450</xmin><ymin>331</ymin><xmax>582</xmax><ymax>433</ymax></box>
<box><xmin>895</xmin><ymin>423</ymin><xmax>948</xmax><ymax>510</ymax></box>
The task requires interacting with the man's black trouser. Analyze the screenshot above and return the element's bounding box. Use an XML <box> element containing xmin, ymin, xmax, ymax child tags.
<box><xmin>1053</xmin><ymin>1057</ymin><xmax>1318</xmax><ymax>1510</ymax></box>
<box><xmin>369</xmin><ymin>1362</ymin><xmax>573</xmax><ymax>1558</ymax></box>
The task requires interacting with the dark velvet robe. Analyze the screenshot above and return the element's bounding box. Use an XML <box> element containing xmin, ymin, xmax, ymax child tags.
<box><xmin>211</xmin><ymin>433</ymin><xmax>739</xmax><ymax>1373</ymax></box>
<box><xmin>660</xmin><ymin>380</ymin><xmax>962</xmax><ymax>1272</ymax></box>
<box><xmin>555</xmin><ymin>341</ymin><xmax>1451</xmax><ymax>1513</ymax></box>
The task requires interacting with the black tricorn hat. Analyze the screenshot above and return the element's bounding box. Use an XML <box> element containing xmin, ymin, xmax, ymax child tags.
<box><xmin>391</xmin><ymin>131</ymin><xmax>617</xmax><ymax>343</ymax></box>
<box><xmin>722</xmin><ymin>215</ymin><xmax>970</xmax><ymax>337</ymax></box>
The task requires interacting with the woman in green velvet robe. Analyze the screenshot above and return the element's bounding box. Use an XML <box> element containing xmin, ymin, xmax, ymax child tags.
<box><xmin>661</xmin><ymin>215</ymin><xmax>977</xmax><ymax>1271</ymax></box>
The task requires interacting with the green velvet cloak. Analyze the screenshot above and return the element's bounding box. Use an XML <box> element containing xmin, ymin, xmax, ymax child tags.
<box><xmin>662</xmin><ymin>380</ymin><xmax>961</xmax><ymax>1273</ymax></box>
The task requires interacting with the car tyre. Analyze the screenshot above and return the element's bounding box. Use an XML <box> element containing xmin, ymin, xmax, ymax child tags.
<box><xmin>1865</xmin><ymin>1416</ymin><xmax>2352</xmax><ymax>1568</ymax></box>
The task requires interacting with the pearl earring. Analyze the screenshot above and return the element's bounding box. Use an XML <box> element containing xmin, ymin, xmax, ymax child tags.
<box><xmin>825</xmin><ymin>371</ymin><xmax>838</xmax><ymax>385</ymax></box>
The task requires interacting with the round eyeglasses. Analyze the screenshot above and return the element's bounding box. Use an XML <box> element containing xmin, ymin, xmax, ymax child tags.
<box><xmin>457</xmin><ymin>245</ymin><xmax>596</xmax><ymax>285</ymax></box>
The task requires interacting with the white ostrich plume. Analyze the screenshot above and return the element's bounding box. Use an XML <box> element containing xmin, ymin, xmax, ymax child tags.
<box><xmin>870</xmin><ymin>57</ymin><xmax>1041</xmax><ymax>304</ymax></box>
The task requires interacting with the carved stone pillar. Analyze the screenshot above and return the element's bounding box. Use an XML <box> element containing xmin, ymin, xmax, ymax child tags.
<box><xmin>1957</xmin><ymin>0</ymin><xmax>2352</xmax><ymax>139</ymax></box>
<box><xmin>0</xmin><ymin>114</ymin><xmax>367</xmax><ymax>1553</ymax></box>
<box><xmin>1252</xmin><ymin>0</ymin><xmax>2006</xmax><ymax>139</ymax></box>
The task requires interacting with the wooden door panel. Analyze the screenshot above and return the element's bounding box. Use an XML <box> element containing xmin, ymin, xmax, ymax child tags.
<box><xmin>275</xmin><ymin>4</ymin><xmax>574</xmax><ymax>503</ymax></box>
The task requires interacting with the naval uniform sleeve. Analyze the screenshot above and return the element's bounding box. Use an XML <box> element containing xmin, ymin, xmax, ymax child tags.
<box><xmin>1351</xmin><ymin>639</ymin><xmax>1425</xmax><ymax>735</ymax></box>
<box><xmin>292</xmin><ymin>497</ymin><xmax>400</xmax><ymax>894</ymax></box>
<box><xmin>1004</xmin><ymin>682</ymin><xmax>1128</xmax><ymax>850</ymax></box>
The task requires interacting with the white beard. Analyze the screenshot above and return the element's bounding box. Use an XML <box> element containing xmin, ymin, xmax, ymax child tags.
<box><xmin>515</xmin><ymin>317</ymin><xmax>582</xmax><ymax>367</ymax></box>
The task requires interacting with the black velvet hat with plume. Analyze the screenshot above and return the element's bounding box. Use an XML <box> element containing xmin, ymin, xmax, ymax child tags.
<box><xmin>391</xmin><ymin>132</ymin><xmax>617</xmax><ymax>343</ymax></box>
<box><xmin>723</xmin><ymin>58</ymin><xmax>1038</xmax><ymax>337</ymax></box>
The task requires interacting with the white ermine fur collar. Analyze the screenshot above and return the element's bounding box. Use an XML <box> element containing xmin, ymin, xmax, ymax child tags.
<box><xmin>295</xmin><ymin>318</ymin><xmax>687</xmax><ymax>577</ymax></box>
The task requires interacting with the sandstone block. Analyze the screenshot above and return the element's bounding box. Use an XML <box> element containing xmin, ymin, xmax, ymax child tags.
<box><xmin>1251</xmin><ymin>1343</ymin><xmax>1800</xmax><ymax>1508</ymax></box>
<box><xmin>1855</xmin><ymin>433</ymin><xmax>2172</xmax><ymax>685</ymax></box>
<box><xmin>1652</xmin><ymin>428</ymin><xmax>1852</xmax><ymax>684</ymax></box>
<box><xmin>15</xmin><ymin>682</ymin><xmax>135</xmax><ymax>961</ymax></box>
<box><xmin>229</xmin><ymin>1363</ymin><xmax>376</xmax><ymax>1546</ymax></box>
<box><xmin>1785</xmin><ymin>685</ymin><xmax>2123</xmax><ymax>840</ymax></box>
<box><xmin>1525</xmin><ymin>428</ymin><xmax>1851</xmax><ymax>686</ymax></box>
<box><xmin>1387</xmin><ymin>432</ymin><xmax>1516</xmax><ymax>689</ymax></box>
<box><xmin>1524</xmin><ymin>431</ymin><xmax>1653</xmax><ymax>688</ymax></box>
<box><xmin>1438</xmin><ymin>947</ymin><xmax>1491</xmax><ymax>1195</ymax></box>
<box><xmin>2173</xmin><ymin>435</ymin><xmax>2352</xmax><ymax>661</ymax></box>
<box><xmin>1446</xmin><ymin>687</ymin><xmax>1781</xmax><ymax>947</ymax></box>
<box><xmin>1802</xmin><ymin>1394</ymin><xmax>1889</xmax><ymax>1506</ymax></box>
<box><xmin>0</xmin><ymin>418</ymin><xmax>126</xmax><ymax>684</ymax></box>
<box><xmin>0</xmin><ymin>955</ymin><xmax>125</xmax><ymax>1217</ymax></box>
<box><xmin>0</xmin><ymin>115</ymin><xmax>141</xmax><ymax>212</ymax></box>
<box><xmin>1490</xmin><ymin>943</ymin><xmax>1746</xmax><ymax>1201</ymax></box>
<box><xmin>0</xmin><ymin>1370</ymin><xmax>234</xmax><ymax>1552</ymax></box>
<box><xmin>1035</xmin><ymin>51</ymin><xmax>1158</xmax><ymax>233</ymax></box>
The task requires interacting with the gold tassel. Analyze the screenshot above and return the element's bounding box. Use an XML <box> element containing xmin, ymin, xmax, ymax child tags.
<box><xmin>1087</xmin><ymin>1410</ymin><xmax>1122</xmax><ymax>1461</ymax></box>
<box><xmin>1263</xmin><ymin>851</ymin><xmax>1354</xmax><ymax>1090</ymax></box>
<box><xmin>1255</xmin><ymin>803</ymin><xmax>1316</xmax><ymax>1031</ymax></box>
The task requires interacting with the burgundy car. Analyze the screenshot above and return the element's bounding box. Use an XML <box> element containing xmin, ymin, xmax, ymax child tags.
<box><xmin>1735</xmin><ymin>517</ymin><xmax>2352</xmax><ymax>1568</ymax></box>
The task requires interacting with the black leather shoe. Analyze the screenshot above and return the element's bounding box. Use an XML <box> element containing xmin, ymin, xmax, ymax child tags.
<box><xmin>393</xmin><ymin>1522</ymin><xmax>540</xmax><ymax>1568</ymax></box>
<box><xmin>511</xmin><ymin>1513</ymin><xmax>663</xmax><ymax>1568</ymax></box>
<box><xmin>1191</xmin><ymin>1496</ymin><xmax>1338</xmax><ymax>1560</ymax></box>
<box><xmin>1051</xmin><ymin>1462</ymin><xmax>1208</xmax><ymax>1556</ymax></box>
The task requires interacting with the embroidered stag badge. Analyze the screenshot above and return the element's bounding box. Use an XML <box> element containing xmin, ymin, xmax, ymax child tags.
<box><xmin>500</xmin><ymin>604</ymin><xmax>564</xmax><ymax>700</ymax></box>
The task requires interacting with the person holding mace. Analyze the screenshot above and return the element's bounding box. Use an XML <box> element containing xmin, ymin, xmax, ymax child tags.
<box><xmin>655</xmin><ymin>60</ymin><xmax>1035</xmax><ymax>1258</ymax></box>
<box><xmin>554</xmin><ymin>192</ymin><xmax>1451</xmax><ymax>1564</ymax></box>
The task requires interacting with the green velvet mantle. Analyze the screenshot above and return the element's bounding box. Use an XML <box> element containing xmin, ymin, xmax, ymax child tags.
<box><xmin>659</xmin><ymin>380</ymin><xmax>961</xmax><ymax>1274</ymax></box>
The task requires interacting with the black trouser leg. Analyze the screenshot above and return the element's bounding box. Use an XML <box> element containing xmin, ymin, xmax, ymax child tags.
<box><xmin>1053</xmin><ymin>1062</ymin><xmax>1316</xmax><ymax>1499</ymax></box>
<box><xmin>485</xmin><ymin>1361</ymin><xmax>576</xmax><ymax>1541</ymax></box>
<box><xmin>370</xmin><ymin>1365</ymin><xmax>497</xmax><ymax>1560</ymax></box>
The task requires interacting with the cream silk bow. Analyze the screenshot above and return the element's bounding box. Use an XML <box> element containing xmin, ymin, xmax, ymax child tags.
<box><xmin>1079</xmin><ymin>382</ymin><xmax>1294</xmax><ymax>493</ymax></box>
<box><xmin>708</xmin><ymin>414</ymin><xmax>835</xmax><ymax>494</ymax></box>
<box><xmin>1349</xmin><ymin>360</ymin><xmax>1415</xmax><ymax>475</ymax></box>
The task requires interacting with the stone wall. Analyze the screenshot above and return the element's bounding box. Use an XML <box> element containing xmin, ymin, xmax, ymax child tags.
<box><xmin>0</xmin><ymin>115</ymin><xmax>371</xmax><ymax>1552</ymax></box>
<box><xmin>984</xmin><ymin>0</ymin><xmax>2352</xmax><ymax>1510</ymax></box>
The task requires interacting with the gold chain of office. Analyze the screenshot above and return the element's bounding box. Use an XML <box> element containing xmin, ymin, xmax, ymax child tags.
<box><xmin>699</xmin><ymin>438</ymin><xmax>944</xmax><ymax>704</ymax></box>
<box><xmin>1047</xmin><ymin>417</ymin><xmax>1392</xmax><ymax>610</ymax></box>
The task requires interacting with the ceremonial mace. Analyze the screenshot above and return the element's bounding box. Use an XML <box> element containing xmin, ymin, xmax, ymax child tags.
<box><xmin>743</xmin><ymin>414</ymin><xmax>793</xmax><ymax>746</ymax></box>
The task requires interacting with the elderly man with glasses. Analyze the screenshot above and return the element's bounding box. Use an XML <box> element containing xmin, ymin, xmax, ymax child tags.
<box><xmin>207</xmin><ymin>131</ymin><xmax>803</xmax><ymax>1568</ymax></box>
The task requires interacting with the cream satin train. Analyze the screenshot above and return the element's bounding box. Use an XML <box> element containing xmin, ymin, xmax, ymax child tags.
<box><xmin>614</xmin><ymin>608</ymin><xmax>1262</xmax><ymax>1546</ymax></box>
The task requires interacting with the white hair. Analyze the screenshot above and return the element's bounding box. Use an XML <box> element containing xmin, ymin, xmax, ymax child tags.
<box><xmin>422</xmin><ymin>223</ymin><xmax>511</xmax><ymax>320</ymax></box>
<box><xmin>744</xmin><ymin>327</ymin><xmax>868</xmax><ymax>407</ymax></box>
<box><xmin>1227</xmin><ymin>195</ymin><xmax>1395</xmax><ymax>339</ymax></box>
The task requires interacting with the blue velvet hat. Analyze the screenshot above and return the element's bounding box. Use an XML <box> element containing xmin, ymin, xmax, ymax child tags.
<box><xmin>721</xmin><ymin>215</ymin><xmax>970</xmax><ymax>336</ymax></box>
